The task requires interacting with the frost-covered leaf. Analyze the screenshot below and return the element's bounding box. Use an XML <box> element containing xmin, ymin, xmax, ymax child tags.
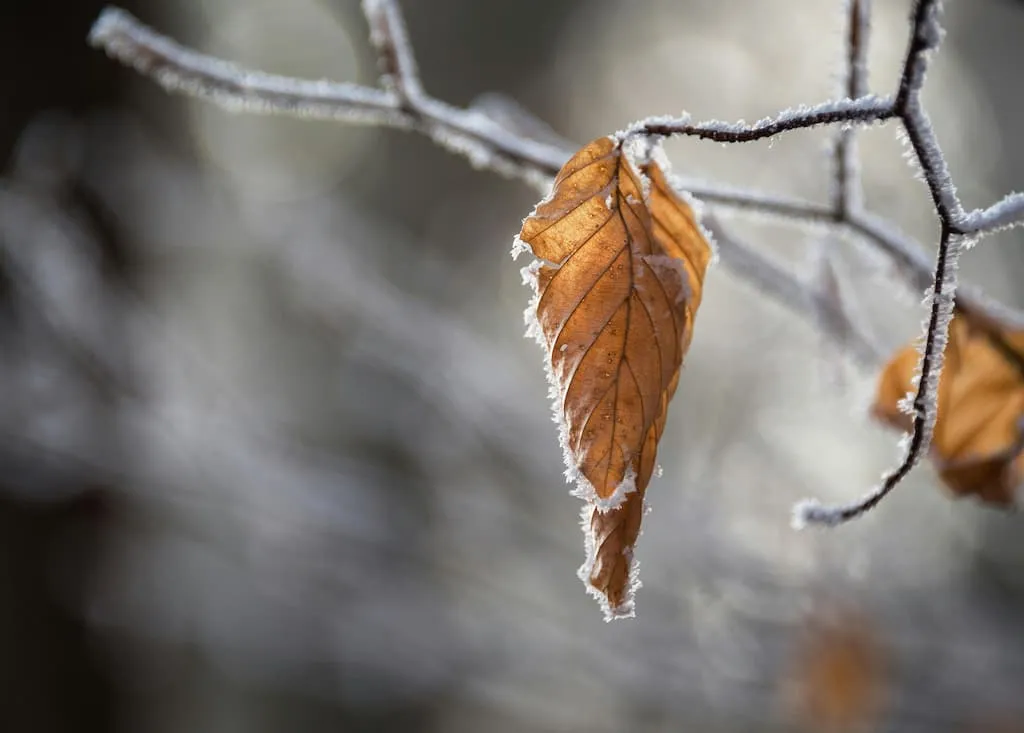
<box><xmin>515</xmin><ymin>136</ymin><xmax>711</xmax><ymax>620</ymax></box>
<box><xmin>873</xmin><ymin>315</ymin><xmax>1024</xmax><ymax>506</ymax></box>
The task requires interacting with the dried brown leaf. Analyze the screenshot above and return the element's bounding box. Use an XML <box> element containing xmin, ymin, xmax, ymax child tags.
<box><xmin>515</xmin><ymin>137</ymin><xmax>711</xmax><ymax>619</ymax></box>
<box><xmin>873</xmin><ymin>315</ymin><xmax>1024</xmax><ymax>506</ymax></box>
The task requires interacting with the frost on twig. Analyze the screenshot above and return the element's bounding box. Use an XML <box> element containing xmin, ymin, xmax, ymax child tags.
<box><xmin>960</xmin><ymin>192</ymin><xmax>1024</xmax><ymax>234</ymax></box>
<box><xmin>623</xmin><ymin>95</ymin><xmax>895</xmax><ymax>145</ymax></box>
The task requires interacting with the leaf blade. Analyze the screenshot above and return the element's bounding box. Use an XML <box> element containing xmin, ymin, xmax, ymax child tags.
<box><xmin>517</xmin><ymin>136</ymin><xmax>711</xmax><ymax>619</ymax></box>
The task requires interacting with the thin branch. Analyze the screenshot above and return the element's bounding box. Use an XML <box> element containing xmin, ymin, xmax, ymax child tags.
<box><xmin>812</xmin><ymin>239</ymin><xmax>880</xmax><ymax>370</ymax></box>
<box><xmin>681</xmin><ymin>179</ymin><xmax>837</xmax><ymax>223</ymax></box>
<box><xmin>833</xmin><ymin>0</ymin><xmax>872</xmax><ymax>217</ymax></box>
<box><xmin>88</xmin><ymin>3</ymin><xmax>1024</xmax><ymax>246</ymax></box>
<box><xmin>644</xmin><ymin>0</ymin><xmax>1011</xmax><ymax>527</ymax></box>
<box><xmin>87</xmin><ymin>6</ymin><xmax>968</xmax><ymax>334</ymax></box>
<box><xmin>902</xmin><ymin>104</ymin><xmax>963</xmax><ymax>225</ymax></box>
<box><xmin>88</xmin><ymin>8</ymin><xmax>410</xmax><ymax>124</ymax></box>
<box><xmin>686</xmin><ymin>180</ymin><xmax>1024</xmax><ymax>333</ymax></box>
<box><xmin>895</xmin><ymin>0</ymin><xmax>943</xmax><ymax>112</ymax></box>
<box><xmin>623</xmin><ymin>95</ymin><xmax>895</xmax><ymax>144</ymax></box>
<box><xmin>893</xmin><ymin>0</ymin><xmax>966</xmax><ymax>228</ymax></box>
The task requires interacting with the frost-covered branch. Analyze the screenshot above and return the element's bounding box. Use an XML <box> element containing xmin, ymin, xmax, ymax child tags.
<box><xmin>87</xmin><ymin>0</ymin><xmax>1024</xmax><ymax>528</ymax></box>
<box><xmin>960</xmin><ymin>192</ymin><xmax>1024</xmax><ymax>234</ymax></box>
<box><xmin>895</xmin><ymin>0</ymin><xmax>942</xmax><ymax>113</ymax></box>
<box><xmin>87</xmin><ymin>6</ymin><xmax>567</xmax><ymax>191</ymax></box>
<box><xmin>627</xmin><ymin>96</ymin><xmax>894</xmax><ymax>144</ymax></box>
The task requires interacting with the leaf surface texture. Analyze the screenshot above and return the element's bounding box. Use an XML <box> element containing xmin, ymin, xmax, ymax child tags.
<box><xmin>517</xmin><ymin>136</ymin><xmax>711</xmax><ymax>619</ymax></box>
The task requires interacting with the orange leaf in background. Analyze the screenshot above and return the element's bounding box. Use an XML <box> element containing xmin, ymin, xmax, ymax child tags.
<box><xmin>515</xmin><ymin>136</ymin><xmax>711</xmax><ymax>619</ymax></box>
<box><xmin>873</xmin><ymin>315</ymin><xmax>1024</xmax><ymax>506</ymax></box>
<box><xmin>784</xmin><ymin>608</ymin><xmax>885</xmax><ymax>732</ymax></box>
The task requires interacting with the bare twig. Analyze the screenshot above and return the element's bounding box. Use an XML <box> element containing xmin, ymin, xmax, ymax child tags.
<box><xmin>87</xmin><ymin>0</ymin><xmax>1024</xmax><ymax>527</ymax></box>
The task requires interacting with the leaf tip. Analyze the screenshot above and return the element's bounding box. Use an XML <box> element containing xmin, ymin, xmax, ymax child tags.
<box><xmin>577</xmin><ymin>504</ymin><xmax>642</xmax><ymax>622</ymax></box>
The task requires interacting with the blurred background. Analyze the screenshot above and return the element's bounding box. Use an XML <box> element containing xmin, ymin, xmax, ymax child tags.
<box><xmin>3</xmin><ymin>0</ymin><xmax>1024</xmax><ymax>731</ymax></box>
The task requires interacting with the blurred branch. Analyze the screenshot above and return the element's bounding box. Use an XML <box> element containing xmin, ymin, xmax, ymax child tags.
<box><xmin>361</xmin><ymin>0</ymin><xmax>423</xmax><ymax>104</ymax></box>
<box><xmin>704</xmin><ymin>216</ymin><xmax>884</xmax><ymax>368</ymax></box>
<box><xmin>833</xmin><ymin>0</ymin><xmax>871</xmax><ymax>217</ymax></box>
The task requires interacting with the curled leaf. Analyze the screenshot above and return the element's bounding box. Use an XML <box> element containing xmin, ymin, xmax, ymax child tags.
<box><xmin>873</xmin><ymin>315</ymin><xmax>1024</xmax><ymax>506</ymax></box>
<box><xmin>515</xmin><ymin>136</ymin><xmax>711</xmax><ymax>619</ymax></box>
